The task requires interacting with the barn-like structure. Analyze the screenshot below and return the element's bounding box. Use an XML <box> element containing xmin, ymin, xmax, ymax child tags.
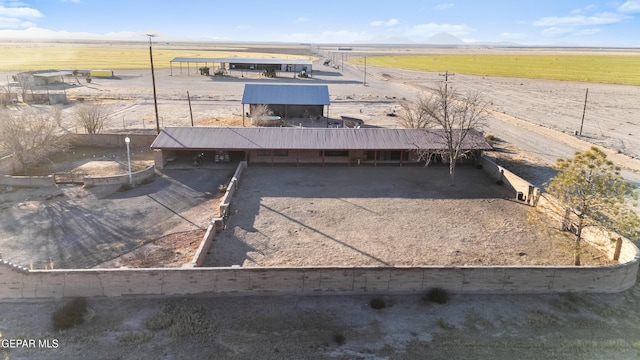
<box><xmin>242</xmin><ymin>84</ymin><xmax>331</xmax><ymax>122</ymax></box>
<box><xmin>151</xmin><ymin>127</ymin><xmax>492</xmax><ymax>168</ymax></box>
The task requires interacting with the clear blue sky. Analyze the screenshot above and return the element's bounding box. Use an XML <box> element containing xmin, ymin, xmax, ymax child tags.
<box><xmin>0</xmin><ymin>0</ymin><xmax>639</xmax><ymax>46</ymax></box>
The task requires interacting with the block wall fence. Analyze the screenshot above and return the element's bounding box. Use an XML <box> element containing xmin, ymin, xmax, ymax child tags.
<box><xmin>0</xmin><ymin>157</ymin><xmax>638</xmax><ymax>299</ymax></box>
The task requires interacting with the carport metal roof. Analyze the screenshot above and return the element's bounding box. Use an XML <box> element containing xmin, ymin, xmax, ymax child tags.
<box><xmin>151</xmin><ymin>127</ymin><xmax>493</xmax><ymax>151</ymax></box>
<box><xmin>32</xmin><ymin>71</ymin><xmax>73</xmax><ymax>78</ymax></box>
<box><xmin>242</xmin><ymin>84</ymin><xmax>330</xmax><ymax>105</ymax></box>
<box><xmin>170</xmin><ymin>57</ymin><xmax>312</xmax><ymax>66</ymax></box>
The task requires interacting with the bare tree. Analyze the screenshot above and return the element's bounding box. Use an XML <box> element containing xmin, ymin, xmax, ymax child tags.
<box><xmin>400</xmin><ymin>84</ymin><xmax>489</xmax><ymax>185</ymax></box>
<box><xmin>0</xmin><ymin>108</ymin><xmax>68</xmax><ymax>174</ymax></box>
<box><xmin>74</xmin><ymin>101</ymin><xmax>111</xmax><ymax>134</ymax></box>
<box><xmin>250</xmin><ymin>104</ymin><xmax>273</xmax><ymax>126</ymax></box>
<box><xmin>397</xmin><ymin>96</ymin><xmax>430</xmax><ymax>129</ymax></box>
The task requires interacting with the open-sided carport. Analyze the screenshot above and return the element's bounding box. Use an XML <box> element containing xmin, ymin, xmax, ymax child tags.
<box><xmin>169</xmin><ymin>57</ymin><xmax>313</xmax><ymax>76</ymax></box>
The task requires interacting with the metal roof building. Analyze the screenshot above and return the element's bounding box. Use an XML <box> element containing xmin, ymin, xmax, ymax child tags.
<box><xmin>242</xmin><ymin>84</ymin><xmax>330</xmax><ymax>120</ymax></box>
<box><xmin>169</xmin><ymin>57</ymin><xmax>313</xmax><ymax>76</ymax></box>
<box><xmin>151</xmin><ymin>127</ymin><xmax>492</xmax><ymax>168</ymax></box>
<box><xmin>242</xmin><ymin>84</ymin><xmax>330</xmax><ymax>106</ymax></box>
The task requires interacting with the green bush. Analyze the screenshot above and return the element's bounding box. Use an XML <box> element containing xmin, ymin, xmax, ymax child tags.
<box><xmin>51</xmin><ymin>297</ymin><xmax>88</xmax><ymax>330</ymax></box>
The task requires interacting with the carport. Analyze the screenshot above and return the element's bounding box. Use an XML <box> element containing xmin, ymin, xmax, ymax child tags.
<box><xmin>169</xmin><ymin>57</ymin><xmax>313</xmax><ymax>76</ymax></box>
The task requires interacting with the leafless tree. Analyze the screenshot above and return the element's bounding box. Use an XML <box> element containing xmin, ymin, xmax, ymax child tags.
<box><xmin>400</xmin><ymin>84</ymin><xmax>490</xmax><ymax>185</ymax></box>
<box><xmin>250</xmin><ymin>104</ymin><xmax>273</xmax><ymax>126</ymax></box>
<box><xmin>0</xmin><ymin>107</ymin><xmax>68</xmax><ymax>174</ymax></box>
<box><xmin>397</xmin><ymin>96</ymin><xmax>430</xmax><ymax>129</ymax></box>
<box><xmin>73</xmin><ymin>101</ymin><xmax>111</xmax><ymax>134</ymax></box>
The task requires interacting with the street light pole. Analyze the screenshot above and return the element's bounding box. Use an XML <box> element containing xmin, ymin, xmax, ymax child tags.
<box><xmin>146</xmin><ymin>34</ymin><xmax>160</xmax><ymax>134</ymax></box>
<box><xmin>125</xmin><ymin>136</ymin><xmax>132</xmax><ymax>185</ymax></box>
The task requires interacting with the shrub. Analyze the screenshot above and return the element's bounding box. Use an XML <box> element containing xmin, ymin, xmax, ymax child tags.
<box><xmin>369</xmin><ymin>297</ymin><xmax>387</xmax><ymax>310</ymax></box>
<box><xmin>333</xmin><ymin>333</ymin><xmax>346</xmax><ymax>346</ymax></box>
<box><xmin>425</xmin><ymin>288</ymin><xmax>450</xmax><ymax>304</ymax></box>
<box><xmin>51</xmin><ymin>297</ymin><xmax>88</xmax><ymax>330</ymax></box>
<box><xmin>144</xmin><ymin>301</ymin><xmax>213</xmax><ymax>338</ymax></box>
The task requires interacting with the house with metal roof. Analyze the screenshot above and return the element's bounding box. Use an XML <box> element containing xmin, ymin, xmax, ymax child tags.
<box><xmin>151</xmin><ymin>127</ymin><xmax>492</xmax><ymax>168</ymax></box>
<box><xmin>241</xmin><ymin>84</ymin><xmax>331</xmax><ymax>122</ymax></box>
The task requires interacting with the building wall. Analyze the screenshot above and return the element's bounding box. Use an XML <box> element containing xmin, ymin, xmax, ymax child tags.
<box><xmin>247</xmin><ymin>149</ymin><xmax>421</xmax><ymax>166</ymax></box>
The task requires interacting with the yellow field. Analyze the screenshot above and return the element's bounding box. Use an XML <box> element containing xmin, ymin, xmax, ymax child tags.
<box><xmin>0</xmin><ymin>43</ymin><xmax>312</xmax><ymax>71</ymax></box>
<box><xmin>350</xmin><ymin>54</ymin><xmax>640</xmax><ymax>85</ymax></box>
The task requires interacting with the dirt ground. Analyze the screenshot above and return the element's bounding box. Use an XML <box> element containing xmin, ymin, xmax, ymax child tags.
<box><xmin>1</xmin><ymin>43</ymin><xmax>640</xmax><ymax>359</ymax></box>
<box><xmin>205</xmin><ymin>166</ymin><xmax>613</xmax><ymax>268</ymax></box>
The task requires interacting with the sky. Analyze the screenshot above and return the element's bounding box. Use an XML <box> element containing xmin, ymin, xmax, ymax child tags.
<box><xmin>0</xmin><ymin>0</ymin><xmax>639</xmax><ymax>46</ymax></box>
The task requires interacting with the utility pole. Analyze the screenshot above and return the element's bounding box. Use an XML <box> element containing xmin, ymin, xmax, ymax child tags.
<box><xmin>146</xmin><ymin>34</ymin><xmax>160</xmax><ymax>134</ymax></box>
<box><xmin>364</xmin><ymin>56</ymin><xmax>367</xmax><ymax>86</ymax></box>
<box><xmin>579</xmin><ymin>88</ymin><xmax>588</xmax><ymax>136</ymax></box>
<box><xmin>187</xmin><ymin>91</ymin><xmax>194</xmax><ymax>126</ymax></box>
<box><xmin>439</xmin><ymin>71</ymin><xmax>455</xmax><ymax>123</ymax></box>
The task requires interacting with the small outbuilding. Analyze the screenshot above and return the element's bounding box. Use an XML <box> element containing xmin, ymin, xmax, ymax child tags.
<box><xmin>242</xmin><ymin>84</ymin><xmax>330</xmax><ymax>121</ymax></box>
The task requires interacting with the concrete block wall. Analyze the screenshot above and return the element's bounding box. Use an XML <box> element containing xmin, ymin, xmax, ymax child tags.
<box><xmin>83</xmin><ymin>165</ymin><xmax>155</xmax><ymax>186</ymax></box>
<box><xmin>0</xmin><ymin>174</ymin><xmax>55</xmax><ymax>187</ymax></box>
<box><xmin>192</xmin><ymin>161</ymin><xmax>247</xmax><ymax>267</ymax></box>
<box><xmin>68</xmin><ymin>134</ymin><xmax>157</xmax><ymax>148</ymax></box>
<box><xmin>482</xmin><ymin>156</ymin><xmax>541</xmax><ymax>203</ymax></box>
<box><xmin>1</xmin><ymin>260</ymin><xmax>638</xmax><ymax>299</ymax></box>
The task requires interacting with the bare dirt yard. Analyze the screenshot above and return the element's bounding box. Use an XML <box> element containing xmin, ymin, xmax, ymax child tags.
<box><xmin>205</xmin><ymin>165</ymin><xmax>612</xmax><ymax>268</ymax></box>
<box><xmin>0</xmin><ymin>165</ymin><xmax>231</xmax><ymax>269</ymax></box>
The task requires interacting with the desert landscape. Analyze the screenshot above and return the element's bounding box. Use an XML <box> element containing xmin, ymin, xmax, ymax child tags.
<box><xmin>1</xmin><ymin>42</ymin><xmax>640</xmax><ymax>359</ymax></box>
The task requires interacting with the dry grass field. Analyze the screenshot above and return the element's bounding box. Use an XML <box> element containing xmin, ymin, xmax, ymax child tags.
<box><xmin>0</xmin><ymin>42</ymin><xmax>313</xmax><ymax>71</ymax></box>
<box><xmin>351</xmin><ymin>54</ymin><xmax>640</xmax><ymax>85</ymax></box>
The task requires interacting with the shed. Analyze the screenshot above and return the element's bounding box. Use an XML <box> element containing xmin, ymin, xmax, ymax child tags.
<box><xmin>242</xmin><ymin>84</ymin><xmax>330</xmax><ymax>121</ymax></box>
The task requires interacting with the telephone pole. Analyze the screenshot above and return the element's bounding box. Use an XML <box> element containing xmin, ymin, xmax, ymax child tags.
<box><xmin>363</xmin><ymin>56</ymin><xmax>367</xmax><ymax>86</ymax></box>
<box><xmin>146</xmin><ymin>34</ymin><xmax>160</xmax><ymax>134</ymax></box>
<box><xmin>439</xmin><ymin>71</ymin><xmax>455</xmax><ymax>123</ymax></box>
<box><xmin>579</xmin><ymin>88</ymin><xmax>588</xmax><ymax>136</ymax></box>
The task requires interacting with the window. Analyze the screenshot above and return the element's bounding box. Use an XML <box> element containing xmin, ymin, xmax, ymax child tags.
<box><xmin>273</xmin><ymin>150</ymin><xmax>289</xmax><ymax>157</ymax></box>
<box><xmin>322</xmin><ymin>150</ymin><xmax>349</xmax><ymax>157</ymax></box>
<box><xmin>257</xmin><ymin>150</ymin><xmax>270</xmax><ymax>157</ymax></box>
